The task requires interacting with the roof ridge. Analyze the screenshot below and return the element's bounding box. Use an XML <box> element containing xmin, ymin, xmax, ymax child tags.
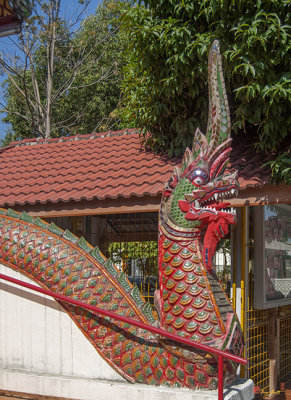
<box><xmin>7</xmin><ymin>128</ymin><xmax>140</xmax><ymax>148</ymax></box>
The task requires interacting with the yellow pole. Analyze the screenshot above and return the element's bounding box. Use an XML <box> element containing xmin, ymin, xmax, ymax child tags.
<box><xmin>240</xmin><ymin>206</ymin><xmax>249</xmax><ymax>378</ymax></box>
<box><xmin>232</xmin><ymin>225</ymin><xmax>237</xmax><ymax>310</ymax></box>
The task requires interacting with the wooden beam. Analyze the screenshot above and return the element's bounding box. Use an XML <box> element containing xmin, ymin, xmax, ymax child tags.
<box><xmin>4</xmin><ymin>183</ymin><xmax>291</xmax><ymax>218</ymax></box>
<box><xmin>227</xmin><ymin>183</ymin><xmax>291</xmax><ymax>207</ymax></box>
<box><xmin>101</xmin><ymin>232</ymin><xmax>158</xmax><ymax>242</ymax></box>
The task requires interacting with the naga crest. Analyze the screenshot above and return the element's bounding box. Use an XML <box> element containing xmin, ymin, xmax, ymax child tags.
<box><xmin>161</xmin><ymin>40</ymin><xmax>238</xmax><ymax>271</ymax></box>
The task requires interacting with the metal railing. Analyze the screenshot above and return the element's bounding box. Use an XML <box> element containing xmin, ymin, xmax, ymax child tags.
<box><xmin>0</xmin><ymin>272</ymin><xmax>247</xmax><ymax>400</ymax></box>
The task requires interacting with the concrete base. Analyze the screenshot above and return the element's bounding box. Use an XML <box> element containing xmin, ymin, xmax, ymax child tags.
<box><xmin>224</xmin><ymin>378</ymin><xmax>254</xmax><ymax>400</ymax></box>
<box><xmin>0</xmin><ymin>369</ymin><xmax>254</xmax><ymax>400</ymax></box>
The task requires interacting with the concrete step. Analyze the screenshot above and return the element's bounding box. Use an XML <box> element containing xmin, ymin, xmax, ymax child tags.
<box><xmin>0</xmin><ymin>370</ymin><xmax>254</xmax><ymax>400</ymax></box>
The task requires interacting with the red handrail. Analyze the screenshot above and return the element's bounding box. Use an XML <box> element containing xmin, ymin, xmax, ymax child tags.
<box><xmin>0</xmin><ymin>273</ymin><xmax>247</xmax><ymax>399</ymax></box>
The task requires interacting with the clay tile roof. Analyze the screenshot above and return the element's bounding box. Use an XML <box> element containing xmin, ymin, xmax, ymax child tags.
<box><xmin>0</xmin><ymin>129</ymin><xmax>273</xmax><ymax>208</ymax></box>
<box><xmin>0</xmin><ymin>129</ymin><xmax>179</xmax><ymax>207</ymax></box>
<box><xmin>0</xmin><ymin>0</ymin><xmax>31</xmax><ymax>38</ymax></box>
<box><xmin>229</xmin><ymin>133</ymin><xmax>273</xmax><ymax>189</ymax></box>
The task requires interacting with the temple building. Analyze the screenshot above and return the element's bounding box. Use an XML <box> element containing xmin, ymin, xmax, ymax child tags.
<box><xmin>0</xmin><ymin>129</ymin><xmax>290</xmax><ymax>397</ymax></box>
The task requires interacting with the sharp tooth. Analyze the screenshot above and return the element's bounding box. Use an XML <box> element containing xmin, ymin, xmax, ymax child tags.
<box><xmin>185</xmin><ymin>194</ymin><xmax>195</xmax><ymax>202</ymax></box>
<box><xmin>214</xmin><ymin>193</ymin><xmax>218</xmax><ymax>201</ymax></box>
<box><xmin>195</xmin><ymin>200</ymin><xmax>200</xmax><ymax>209</ymax></box>
<box><xmin>231</xmin><ymin>189</ymin><xmax>235</xmax><ymax>195</ymax></box>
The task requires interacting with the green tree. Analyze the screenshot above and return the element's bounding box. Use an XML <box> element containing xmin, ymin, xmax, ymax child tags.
<box><xmin>119</xmin><ymin>0</ymin><xmax>291</xmax><ymax>183</ymax></box>
<box><xmin>1</xmin><ymin>0</ymin><xmax>126</xmax><ymax>145</ymax></box>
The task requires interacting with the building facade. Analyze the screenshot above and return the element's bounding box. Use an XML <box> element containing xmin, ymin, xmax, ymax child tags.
<box><xmin>0</xmin><ymin>129</ymin><xmax>290</xmax><ymax>397</ymax></box>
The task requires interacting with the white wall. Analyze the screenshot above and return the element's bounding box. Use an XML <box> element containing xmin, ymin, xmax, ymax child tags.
<box><xmin>0</xmin><ymin>264</ymin><xmax>255</xmax><ymax>400</ymax></box>
<box><xmin>0</xmin><ymin>264</ymin><xmax>124</xmax><ymax>384</ymax></box>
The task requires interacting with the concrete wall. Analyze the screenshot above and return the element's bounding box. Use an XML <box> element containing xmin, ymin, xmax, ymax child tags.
<box><xmin>0</xmin><ymin>264</ymin><xmax>124</xmax><ymax>391</ymax></box>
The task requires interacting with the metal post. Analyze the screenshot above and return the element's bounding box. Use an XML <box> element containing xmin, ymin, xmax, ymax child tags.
<box><xmin>240</xmin><ymin>206</ymin><xmax>249</xmax><ymax>378</ymax></box>
<box><xmin>231</xmin><ymin>224</ymin><xmax>237</xmax><ymax>310</ymax></box>
<box><xmin>218</xmin><ymin>355</ymin><xmax>224</xmax><ymax>400</ymax></box>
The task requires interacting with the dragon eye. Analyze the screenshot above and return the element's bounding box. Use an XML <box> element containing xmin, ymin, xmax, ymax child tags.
<box><xmin>189</xmin><ymin>169</ymin><xmax>208</xmax><ymax>187</ymax></box>
<box><xmin>193</xmin><ymin>176</ymin><xmax>204</xmax><ymax>186</ymax></box>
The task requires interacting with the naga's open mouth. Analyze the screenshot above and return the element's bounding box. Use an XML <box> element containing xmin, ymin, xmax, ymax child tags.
<box><xmin>180</xmin><ymin>186</ymin><xmax>238</xmax><ymax>221</ymax></box>
<box><xmin>200</xmin><ymin>188</ymin><xmax>238</xmax><ymax>204</ymax></box>
<box><xmin>179</xmin><ymin>185</ymin><xmax>239</xmax><ymax>270</ymax></box>
<box><xmin>193</xmin><ymin>199</ymin><xmax>236</xmax><ymax>216</ymax></box>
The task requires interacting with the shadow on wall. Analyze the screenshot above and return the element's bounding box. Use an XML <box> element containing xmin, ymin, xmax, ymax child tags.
<box><xmin>0</xmin><ymin>280</ymin><xmax>64</xmax><ymax>312</ymax></box>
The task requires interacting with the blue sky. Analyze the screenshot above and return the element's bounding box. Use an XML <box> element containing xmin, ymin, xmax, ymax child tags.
<box><xmin>0</xmin><ymin>0</ymin><xmax>102</xmax><ymax>141</ymax></box>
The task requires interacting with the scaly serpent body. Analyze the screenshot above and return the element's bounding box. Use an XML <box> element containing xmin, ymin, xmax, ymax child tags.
<box><xmin>0</xmin><ymin>41</ymin><xmax>244</xmax><ymax>390</ymax></box>
<box><xmin>0</xmin><ymin>209</ymin><xmax>230</xmax><ymax>389</ymax></box>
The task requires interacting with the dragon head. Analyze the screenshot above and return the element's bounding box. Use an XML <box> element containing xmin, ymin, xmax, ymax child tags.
<box><xmin>160</xmin><ymin>40</ymin><xmax>239</xmax><ymax>272</ymax></box>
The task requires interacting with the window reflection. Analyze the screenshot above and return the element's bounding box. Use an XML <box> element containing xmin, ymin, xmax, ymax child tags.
<box><xmin>264</xmin><ymin>204</ymin><xmax>291</xmax><ymax>301</ymax></box>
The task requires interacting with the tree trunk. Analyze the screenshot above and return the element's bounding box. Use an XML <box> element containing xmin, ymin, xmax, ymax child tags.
<box><xmin>45</xmin><ymin>0</ymin><xmax>59</xmax><ymax>139</ymax></box>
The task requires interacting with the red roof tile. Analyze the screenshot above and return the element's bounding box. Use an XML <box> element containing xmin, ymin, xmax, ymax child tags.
<box><xmin>0</xmin><ymin>130</ymin><xmax>179</xmax><ymax>207</ymax></box>
<box><xmin>0</xmin><ymin>129</ymin><xmax>273</xmax><ymax>208</ymax></box>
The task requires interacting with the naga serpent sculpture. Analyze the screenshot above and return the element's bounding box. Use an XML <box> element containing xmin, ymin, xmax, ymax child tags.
<box><xmin>0</xmin><ymin>41</ymin><xmax>243</xmax><ymax>390</ymax></box>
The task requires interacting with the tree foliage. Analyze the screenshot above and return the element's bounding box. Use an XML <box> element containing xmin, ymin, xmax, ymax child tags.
<box><xmin>119</xmin><ymin>0</ymin><xmax>291</xmax><ymax>182</ymax></box>
<box><xmin>1</xmin><ymin>0</ymin><xmax>126</xmax><ymax>146</ymax></box>
<box><xmin>265</xmin><ymin>151</ymin><xmax>291</xmax><ymax>185</ymax></box>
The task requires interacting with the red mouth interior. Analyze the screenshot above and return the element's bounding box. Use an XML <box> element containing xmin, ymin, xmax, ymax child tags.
<box><xmin>209</xmin><ymin>201</ymin><xmax>230</xmax><ymax>210</ymax></box>
<box><xmin>196</xmin><ymin>201</ymin><xmax>231</xmax><ymax>211</ymax></box>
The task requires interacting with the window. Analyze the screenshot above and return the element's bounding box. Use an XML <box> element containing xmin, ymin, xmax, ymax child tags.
<box><xmin>46</xmin><ymin>212</ymin><xmax>159</xmax><ymax>304</ymax></box>
<box><xmin>254</xmin><ymin>204</ymin><xmax>291</xmax><ymax>309</ymax></box>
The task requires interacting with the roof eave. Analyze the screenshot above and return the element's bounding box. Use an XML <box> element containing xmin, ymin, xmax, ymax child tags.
<box><xmin>2</xmin><ymin>182</ymin><xmax>290</xmax><ymax>218</ymax></box>
<box><xmin>0</xmin><ymin>18</ymin><xmax>21</xmax><ymax>37</ymax></box>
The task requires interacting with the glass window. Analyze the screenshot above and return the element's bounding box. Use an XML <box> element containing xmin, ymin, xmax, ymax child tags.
<box><xmin>264</xmin><ymin>205</ymin><xmax>291</xmax><ymax>301</ymax></box>
<box><xmin>254</xmin><ymin>204</ymin><xmax>291</xmax><ymax>309</ymax></box>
